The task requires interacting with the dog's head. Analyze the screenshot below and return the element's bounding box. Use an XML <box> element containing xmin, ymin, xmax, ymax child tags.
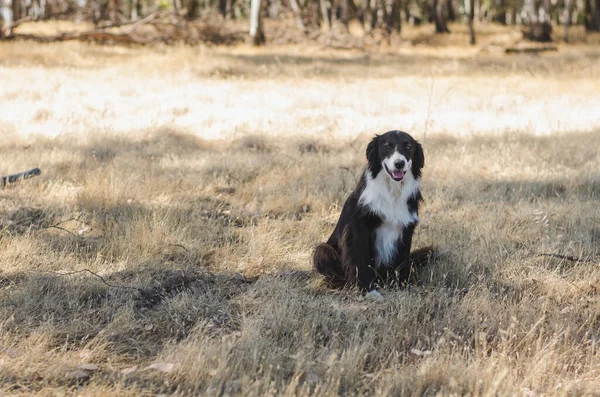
<box><xmin>366</xmin><ymin>130</ymin><xmax>424</xmax><ymax>182</ymax></box>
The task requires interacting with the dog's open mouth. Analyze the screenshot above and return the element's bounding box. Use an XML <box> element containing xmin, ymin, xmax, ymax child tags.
<box><xmin>384</xmin><ymin>164</ymin><xmax>405</xmax><ymax>181</ymax></box>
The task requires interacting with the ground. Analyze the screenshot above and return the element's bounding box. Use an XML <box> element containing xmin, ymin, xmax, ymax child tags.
<box><xmin>1</xmin><ymin>24</ymin><xmax>600</xmax><ymax>396</ymax></box>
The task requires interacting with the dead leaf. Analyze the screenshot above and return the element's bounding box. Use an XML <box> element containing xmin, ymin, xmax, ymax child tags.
<box><xmin>66</xmin><ymin>369</ymin><xmax>92</xmax><ymax>381</ymax></box>
<box><xmin>0</xmin><ymin>346</ymin><xmax>17</xmax><ymax>358</ymax></box>
<box><xmin>76</xmin><ymin>363</ymin><xmax>99</xmax><ymax>371</ymax></box>
<box><xmin>145</xmin><ymin>362</ymin><xmax>175</xmax><ymax>373</ymax></box>
<box><xmin>410</xmin><ymin>349</ymin><xmax>432</xmax><ymax>356</ymax></box>
<box><xmin>121</xmin><ymin>365</ymin><xmax>138</xmax><ymax>375</ymax></box>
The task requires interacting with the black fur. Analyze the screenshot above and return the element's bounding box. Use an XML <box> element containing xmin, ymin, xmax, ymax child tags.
<box><xmin>313</xmin><ymin>130</ymin><xmax>428</xmax><ymax>293</ymax></box>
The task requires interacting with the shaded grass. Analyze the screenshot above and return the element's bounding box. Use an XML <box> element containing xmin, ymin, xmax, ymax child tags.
<box><xmin>1</xmin><ymin>128</ymin><xmax>600</xmax><ymax>395</ymax></box>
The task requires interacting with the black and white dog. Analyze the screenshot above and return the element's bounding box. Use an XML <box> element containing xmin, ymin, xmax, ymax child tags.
<box><xmin>313</xmin><ymin>130</ymin><xmax>428</xmax><ymax>298</ymax></box>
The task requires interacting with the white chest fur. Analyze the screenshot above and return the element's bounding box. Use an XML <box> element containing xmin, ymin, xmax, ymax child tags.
<box><xmin>359</xmin><ymin>169</ymin><xmax>420</xmax><ymax>268</ymax></box>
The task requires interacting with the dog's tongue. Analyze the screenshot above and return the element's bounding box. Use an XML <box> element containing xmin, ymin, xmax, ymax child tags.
<box><xmin>392</xmin><ymin>170</ymin><xmax>404</xmax><ymax>179</ymax></box>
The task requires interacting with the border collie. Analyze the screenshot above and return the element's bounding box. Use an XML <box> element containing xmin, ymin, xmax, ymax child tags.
<box><xmin>313</xmin><ymin>130</ymin><xmax>428</xmax><ymax>298</ymax></box>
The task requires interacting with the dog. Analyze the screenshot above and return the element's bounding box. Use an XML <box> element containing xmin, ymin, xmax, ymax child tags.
<box><xmin>313</xmin><ymin>130</ymin><xmax>431</xmax><ymax>297</ymax></box>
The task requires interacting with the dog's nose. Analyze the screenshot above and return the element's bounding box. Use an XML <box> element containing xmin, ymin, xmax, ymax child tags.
<box><xmin>394</xmin><ymin>160</ymin><xmax>406</xmax><ymax>169</ymax></box>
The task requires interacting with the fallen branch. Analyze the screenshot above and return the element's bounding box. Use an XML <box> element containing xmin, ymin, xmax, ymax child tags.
<box><xmin>96</xmin><ymin>11</ymin><xmax>169</xmax><ymax>29</ymax></box>
<box><xmin>38</xmin><ymin>217</ymin><xmax>89</xmax><ymax>236</ymax></box>
<box><xmin>6</xmin><ymin>30</ymin><xmax>154</xmax><ymax>44</ymax></box>
<box><xmin>166</xmin><ymin>243</ymin><xmax>191</xmax><ymax>253</ymax></box>
<box><xmin>123</xmin><ymin>12</ymin><xmax>159</xmax><ymax>34</ymax></box>
<box><xmin>1</xmin><ymin>168</ymin><xmax>41</xmax><ymax>187</ymax></box>
<box><xmin>505</xmin><ymin>45</ymin><xmax>558</xmax><ymax>54</ymax></box>
<box><xmin>538</xmin><ymin>253</ymin><xmax>597</xmax><ymax>264</ymax></box>
<box><xmin>37</xmin><ymin>269</ymin><xmax>145</xmax><ymax>293</ymax></box>
<box><xmin>5</xmin><ymin>12</ymin><xmax>174</xmax><ymax>44</ymax></box>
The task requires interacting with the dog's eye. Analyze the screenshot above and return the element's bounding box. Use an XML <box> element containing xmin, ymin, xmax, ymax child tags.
<box><xmin>383</xmin><ymin>143</ymin><xmax>393</xmax><ymax>149</ymax></box>
<box><xmin>405</xmin><ymin>143</ymin><xmax>413</xmax><ymax>150</ymax></box>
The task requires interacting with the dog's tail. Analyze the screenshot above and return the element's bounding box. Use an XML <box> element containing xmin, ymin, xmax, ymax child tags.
<box><xmin>313</xmin><ymin>243</ymin><xmax>346</xmax><ymax>288</ymax></box>
<box><xmin>410</xmin><ymin>245</ymin><xmax>447</xmax><ymax>268</ymax></box>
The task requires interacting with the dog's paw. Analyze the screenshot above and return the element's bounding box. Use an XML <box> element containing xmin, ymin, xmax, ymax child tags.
<box><xmin>366</xmin><ymin>290</ymin><xmax>384</xmax><ymax>300</ymax></box>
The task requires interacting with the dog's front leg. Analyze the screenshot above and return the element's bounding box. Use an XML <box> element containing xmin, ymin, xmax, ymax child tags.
<box><xmin>394</xmin><ymin>223</ymin><xmax>416</xmax><ymax>285</ymax></box>
<box><xmin>341</xmin><ymin>221</ymin><xmax>376</xmax><ymax>293</ymax></box>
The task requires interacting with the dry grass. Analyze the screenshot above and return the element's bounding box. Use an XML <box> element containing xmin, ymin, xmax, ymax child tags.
<box><xmin>1</xmin><ymin>35</ymin><xmax>600</xmax><ymax>395</ymax></box>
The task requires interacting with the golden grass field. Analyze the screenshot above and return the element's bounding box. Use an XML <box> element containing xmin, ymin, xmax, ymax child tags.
<box><xmin>1</xmin><ymin>25</ymin><xmax>600</xmax><ymax>395</ymax></box>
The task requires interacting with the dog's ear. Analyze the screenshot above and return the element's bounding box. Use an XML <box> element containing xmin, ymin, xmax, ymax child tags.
<box><xmin>412</xmin><ymin>141</ymin><xmax>425</xmax><ymax>179</ymax></box>
<box><xmin>366</xmin><ymin>135</ymin><xmax>380</xmax><ymax>167</ymax></box>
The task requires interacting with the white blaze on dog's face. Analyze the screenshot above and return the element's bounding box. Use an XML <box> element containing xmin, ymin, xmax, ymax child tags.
<box><xmin>382</xmin><ymin>152</ymin><xmax>412</xmax><ymax>182</ymax></box>
<box><xmin>366</xmin><ymin>130</ymin><xmax>424</xmax><ymax>183</ymax></box>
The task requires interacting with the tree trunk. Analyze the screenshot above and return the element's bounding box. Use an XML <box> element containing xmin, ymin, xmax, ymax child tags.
<box><xmin>369</xmin><ymin>0</ymin><xmax>379</xmax><ymax>29</ymax></box>
<box><xmin>524</xmin><ymin>0</ymin><xmax>552</xmax><ymax>40</ymax></box>
<box><xmin>218</xmin><ymin>0</ymin><xmax>226</xmax><ymax>16</ymax></box>
<box><xmin>363</xmin><ymin>0</ymin><xmax>372</xmax><ymax>29</ymax></box>
<box><xmin>385</xmin><ymin>0</ymin><xmax>400</xmax><ymax>33</ymax></box>
<box><xmin>584</xmin><ymin>0</ymin><xmax>593</xmax><ymax>30</ymax></box>
<box><xmin>131</xmin><ymin>0</ymin><xmax>138</xmax><ymax>20</ymax></box>
<box><xmin>108</xmin><ymin>0</ymin><xmax>117</xmax><ymax>23</ymax></box>
<box><xmin>225</xmin><ymin>0</ymin><xmax>232</xmax><ymax>19</ymax></box>
<box><xmin>289</xmin><ymin>0</ymin><xmax>305</xmax><ymax>31</ymax></box>
<box><xmin>563</xmin><ymin>0</ymin><xmax>573</xmax><ymax>41</ymax></box>
<box><xmin>594</xmin><ymin>0</ymin><xmax>600</xmax><ymax>31</ymax></box>
<box><xmin>1</xmin><ymin>0</ymin><xmax>13</xmax><ymax>35</ymax></box>
<box><xmin>467</xmin><ymin>0</ymin><xmax>475</xmax><ymax>44</ymax></box>
<box><xmin>375</xmin><ymin>0</ymin><xmax>385</xmax><ymax>28</ymax></box>
<box><xmin>434</xmin><ymin>0</ymin><xmax>449</xmax><ymax>32</ymax></box>
<box><xmin>339</xmin><ymin>0</ymin><xmax>349</xmax><ymax>27</ymax></box>
<box><xmin>320</xmin><ymin>0</ymin><xmax>330</xmax><ymax>29</ymax></box>
<box><xmin>526</xmin><ymin>0</ymin><xmax>537</xmax><ymax>22</ymax></box>
<box><xmin>510</xmin><ymin>0</ymin><xmax>517</xmax><ymax>24</ymax></box>
<box><xmin>12</xmin><ymin>0</ymin><xmax>21</xmax><ymax>20</ymax></box>
<box><xmin>492</xmin><ymin>0</ymin><xmax>506</xmax><ymax>24</ymax></box>
<box><xmin>249</xmin><ymin>0</ymin><xmax>265</xmax><ymax>45</ymax></box>
<box><xmin>447</xmin><ymin>0</ymin><xmax>455</xmax><ymax>21</ymax></box>
<box><xmin>541</xmin><ymin>0</ymin><xmax>550</xmax><ymax>22</ymax></box>
<box><xmin>187</xmin><ymin>0</ymin><xmax>198</xmax><ymax>19</ymax></box>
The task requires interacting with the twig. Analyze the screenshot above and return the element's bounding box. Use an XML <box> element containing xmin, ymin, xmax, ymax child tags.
<box><xmin>41</xmin><ymin>224</ymin><xmax>77</xmax><ymax>236</ymax></box>
<box><xmin>39</xmin><ymin>217</ymin><xmax>89</xmax><ymax>236</ymax></box>
<box><xmin>6</xmin><ymin>15</ymin><xmax>34</xmax><ymax>35</ymax></box>
<box><xmin>35</xmin><ymin>269</ymin><xmax>144</xmax><ymax>293</ymax></box>
<box><xmin>124</xmin><ymin>13</ymin><xmax>159</xmax><ymax>34</ymax></box>
<box><xmin>423</xmin><ymin>74</ymin><xmax>435</xmax><ymax>140</ymax></box>
<box><xmin>166</xmin><ymin>244</ymin><xmax>190</xmax><ymax>253</ymax></box>
<box><xmin>279</xmin><ymin>153</ymin><xmax>298</xmax><ymax>164</ymax></box>
<box><xmin>1</xmin><ymin>168</ymin><xmax>41</xmax><ymax>187</ymax></box>
<box><xmin>96</xmin><ymin>11</ymin><xmax>169</xmax><ymax>28</ymax></box>
<box><xmin>538</xmin><ymin>253</ymin><xmax>597</xmax><ymax>264</ymax></box>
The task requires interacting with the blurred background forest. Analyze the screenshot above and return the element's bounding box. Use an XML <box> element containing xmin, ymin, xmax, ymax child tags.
<box><xmin>1</xmin><ymin>0</ymin><xmax>600</xmax><ymax>45</ymax></box>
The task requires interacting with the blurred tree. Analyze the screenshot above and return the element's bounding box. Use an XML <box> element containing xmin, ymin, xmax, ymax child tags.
<box><xmin>386</xmin><ymin>0</ymin><xmax>401</xmax><ymax>33</ymax></box>
<box><xmin>1</xmin><ymin>0</ymin><xmax>598</xmax><ymax>44</ymax></box>
<box><xmin>289</xmin><ymin>0</ymin><xmax>305</xmax><ymax>31</ymax></box>
<box><xmin>524</xmin><ymin>0</ymin><xmax>552</xmax><ymax>40</ymax></box>
<box><xmin>563</xmin><ymin>0</ymin><xmax>574</xmax><ymax>40</ymax></box>
<box><xmin>434</xmin><ymin>0</ymin><xmax>449</xmax><ymax>32</ymax></box>
<box><xmin>250</xmin><ymin>0</ymin><xmax>265</xmax><ymax>44</ymax></box>
<box><xmin>492</xmin><ymin>0</ymin><xmax>506</xmax><ymax>23</ymax></box>
<box><xmin>187</xmin><ymin>0</ymin><xmax>198</xmax><ymax>19</ymax></box>
<box><xmin>467</xmin><ymin>0</ymin><xmax>475</xmax><ymax>43</ymax></box>
<box><xmin>585</xmin><ymin>0</ymin><xmax>600</xmax><ymax>30</ymax></box>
